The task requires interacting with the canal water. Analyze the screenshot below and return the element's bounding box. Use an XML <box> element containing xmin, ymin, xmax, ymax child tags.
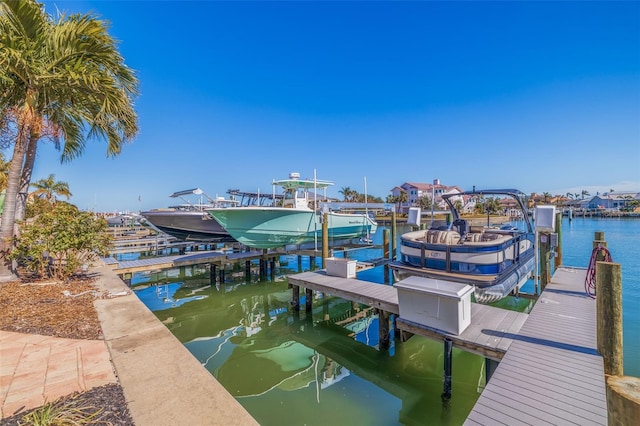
<box><xmin>130</xmin><ymin>217</ymin><xmax>639</xmax><ymax>425</ymax></box>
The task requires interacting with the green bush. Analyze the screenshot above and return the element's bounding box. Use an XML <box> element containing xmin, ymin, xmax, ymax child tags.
<box><xmin>9</xmin><ymin>202</ymin><xmax>113</xmax><ymax>280</ymax></box>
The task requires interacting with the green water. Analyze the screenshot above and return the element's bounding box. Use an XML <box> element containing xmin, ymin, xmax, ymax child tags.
<box><xmin>134</xmin><ymin>266</ymin><xmax>487</xmax><ymax>425</ymax></box>
<box><xmin>132</xmin><ymin>218</ymin><xmax>639</xmax><ymax>424</ymax></box>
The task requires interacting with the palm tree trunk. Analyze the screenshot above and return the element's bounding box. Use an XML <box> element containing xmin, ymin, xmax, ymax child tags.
<box><xmin>15</xmin><ymin>134</ymin><xmax>38</xmax><ymax>221</ymax></box>
<box><xmin>0</xmin><ymin>122</ymin><xmax>29</xmax><ymax>281</ymax></box>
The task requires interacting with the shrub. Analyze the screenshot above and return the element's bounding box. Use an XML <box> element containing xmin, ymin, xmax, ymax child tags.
<box><xmin>9</xmin><ymin>202</ymin><xmax>112</xmax><ymax>280</ymax></box>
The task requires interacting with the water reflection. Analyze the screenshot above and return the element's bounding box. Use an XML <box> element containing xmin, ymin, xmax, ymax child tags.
<box><xmin>133</xmin><ymin>259</ymin><xmax>485</xmax><ymax>425</ymax></box>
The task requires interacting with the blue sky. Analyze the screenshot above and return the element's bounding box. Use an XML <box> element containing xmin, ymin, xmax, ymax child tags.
<box><xmin>11</xmin><ymin>1</ymin><xmax>639</xmax><ymax>212</ymax></box>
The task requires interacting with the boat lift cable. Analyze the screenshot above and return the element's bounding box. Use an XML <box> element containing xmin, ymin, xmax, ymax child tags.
<box><xmin>585</xmin><ymin>245</ymin><xmax>613</xmax><ymax>298</ymax></box>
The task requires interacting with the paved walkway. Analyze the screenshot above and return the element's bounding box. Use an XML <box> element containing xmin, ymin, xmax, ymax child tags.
<box><xmin>0</xmin><ymin>331</ymin><xmax>116</xmax><ymax>417</ymax></box>
<box><xmin>0</xmin><ymin>264</ymin><xmax>259</xmax><ymax>425</ymax></box>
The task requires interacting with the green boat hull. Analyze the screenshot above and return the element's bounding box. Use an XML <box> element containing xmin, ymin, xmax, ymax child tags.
<box><xmin>208</xmin><ymin>208</ymin><xmax>377</xmax><ymax>249</ymax></box>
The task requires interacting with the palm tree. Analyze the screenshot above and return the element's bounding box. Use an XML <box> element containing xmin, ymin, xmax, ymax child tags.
<box><xmin>542</xmin><ymin>192</ymin><xmax>551</xmax><ymax>203</ymax></box>
<box><xmin>30</xmin><ymin>174</ymin><xmax>71</xmax><ymax>202</ymax></box>
<box><xmin>0</xmin><ymin>1</ymin><xmax>139</xmax><ymax>280</ymax></box>
<box><xmin>581</xmin><ymin>190</ymin><xmax>591</xmax><ymax>200</ymax></box>
<box><xmin>339</xmin><ymin>186</ymin><xmax>351</xmax><ymax>201</ymax></box>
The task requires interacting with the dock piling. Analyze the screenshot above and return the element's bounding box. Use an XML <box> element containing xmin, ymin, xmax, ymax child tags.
<box><xmin>292</xmin><ymin>285</ymin><xmax>300</xmax><ymax>312</ymax></box>
<box><xmin>377</xmin><ymin>309</ymin><xmax>390</xmax><ymax>350</ymax></box>
<box><xmin>442</xmin><ymin>338</ymin><xmax>453</xmax><ymax>400</ymax></box>
<box><xmin>305</xmin><ymin>288</ymin><xmax>313</xmax><ymax>312</ymax></box>
<box><xmin>554</xmin><ymin>211</ymin><xmax>563</xmax><ymax>269</ymax></box>
<box><xmin>596</xmin><ymin>261</ymin><xmax>623</xmax><ymax>376</ymax></box>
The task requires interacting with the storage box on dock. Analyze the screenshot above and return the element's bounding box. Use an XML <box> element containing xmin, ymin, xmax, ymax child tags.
<box><xmin>325</xmin><ymin>257</ymin><xmax>357</xmax><ymax>278</ymax></box>
<box><xmin>393</xmin><ymin>276</ymin><xmax>473</xmax><ymax>335</ymax></box>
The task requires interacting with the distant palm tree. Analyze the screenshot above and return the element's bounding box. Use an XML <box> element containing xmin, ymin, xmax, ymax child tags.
<box><xmin>581</xmin><ymin>190</ymin><xmax>591</xmax><ymax>200</ymax></box>
<box><xmin>395</xmin><ymin>191</ymin><xmax>408</xmax><ymax>213</ymax></box>
<box><xmin>30</xmin><ymin>174</ymin><xmax>71</xmax><ymax>202</ymax></box>
<box><xmin>0</xmin><ymin>1</ymin><xmax>139</xmax><ymax>280</ymax></box>
<box><xmin>339</xmin><ymin>186</ymin><xmax>359</xmax><ymax>202</ymax></box>
<box><xmin>542</xmin><ymin>192</ymin><xmax>551</xmax><ymax>203</ymax></box>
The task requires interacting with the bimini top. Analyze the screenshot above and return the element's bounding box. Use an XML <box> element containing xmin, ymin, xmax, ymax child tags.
<box><xmin>442</xmin><ymin>189</ymin><xmax>527</xmax><ymax>199</ymax></box>
<box><xmin>441</xmin><ymin>188</ymin><xmax>532</xmax><ymax>232</ymax></box>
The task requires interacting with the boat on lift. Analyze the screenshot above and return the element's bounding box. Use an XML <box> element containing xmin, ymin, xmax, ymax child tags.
<box><xmin>206</xmin><ymin>173</ymin><xmax>378</xmax><ymax>249</ymax></box>
<box><xmin>389</xmin><ymin>189</ymin><xmax>535</xmax><ymax>304</ymax></box>
<box><xmin>140</xmin><ymin>188</ymin><xmax>239</xmax><ymax>243</ymax></box>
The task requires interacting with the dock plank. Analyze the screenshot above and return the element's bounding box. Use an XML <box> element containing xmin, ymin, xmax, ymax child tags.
<box><xmin>464</xmin><ymin>267</ymin><xmax>607</xmax><ymax>425</ymax></box>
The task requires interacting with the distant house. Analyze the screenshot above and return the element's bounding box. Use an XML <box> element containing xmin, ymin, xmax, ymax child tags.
<box><xmin>390</xmin><ymin>181</ymin><xmax>463</xmax><ymax>214</ymax></box>
<box><xmin>588</xmin><ymin>192</ymin><xmax>640</xmax><ymax>211</ymax></box>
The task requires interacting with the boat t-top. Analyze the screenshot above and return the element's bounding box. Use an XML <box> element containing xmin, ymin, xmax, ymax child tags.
<box><xmin>207</xmin><ymin>172</ymin><xmax>378</xmax><ymax>249</ymax></box>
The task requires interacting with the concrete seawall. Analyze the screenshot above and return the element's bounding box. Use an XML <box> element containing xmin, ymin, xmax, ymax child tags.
<box><xmin>93</xmin><ymin>264</ymin><xmax>258</xmax><ymax>425</ymax></box>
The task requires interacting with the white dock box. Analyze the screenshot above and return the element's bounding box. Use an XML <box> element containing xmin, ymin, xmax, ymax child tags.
<box><xmin>325</xmin><ymin>257</ymin><xmax>357</xmax><ymax>278</ymax></box>
<box><xmin>394</xmin><ymin>276</ymin><xmax>473</xmax><ymax>335</ymax></box>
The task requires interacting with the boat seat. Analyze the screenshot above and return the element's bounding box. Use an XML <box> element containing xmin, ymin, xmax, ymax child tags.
<box><xmin>425</xmin><ymin>230</ymin><xmax>461</xmax><ymax>245</ymax></box>
<box><xmin>466</xmin><ymin>232</ymin><xmax>484</xmax><ymax>242</ymax></box>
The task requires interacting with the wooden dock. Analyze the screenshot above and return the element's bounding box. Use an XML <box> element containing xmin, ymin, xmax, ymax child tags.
<box><xmin>464</xmin><ymin>266</ymin><xmax>607</xmax><ymax>425</ymax></box>
<box><xmin>288</xmin><ymin>267</ymin><xmax>607</xmax><ymax>425</ymax></box>
<box><xmin>287</xmin><ymin>271</ymin><xmax>529</xmax><ymax>361</ymax></box>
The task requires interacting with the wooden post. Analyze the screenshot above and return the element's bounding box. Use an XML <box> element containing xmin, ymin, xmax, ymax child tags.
<box><xmin>596</xmin><ymin>261</ymin><xmax>623</xmax><ymax>376</ymax></box>
<box><xmin>442</xmin><ymin>338</ymin><xmax>453</xmax><ymax>400</ymax></box>
<box><xmin>594</xmin><ymin>231</ymin><xmax>608</xmax><ymax>261</ymax></box>
<box><xmin>606</xmin><ymin>375</ymin><xmax>640</xmax><ymax>425</ymax></box>
<box><xmin>378</xmin><ymin>310</ymin><xmax>390</xmax><ymax>350</ymax></box>
<box><xmin>297</xmin><ymin>255</ymin><xmax>302</xmax><ymax>272</ymax></box>
<box><xmin>554</xmin><ymin>211</ymin><xmax>563</xmax><ymax>270</ymax></box>
<box><xmin>292</xmin><ymin>285</ymin><xmax>300</xmax><ymax>312</ymax></box>
<box><xmin>305</xmin><ymin>288</ymin><xmax>313</xmax><ymax>312</ymax></box>
<box><xmin>539</xmin><ymin>232</ymin><xmax>551</xmax><ymax>290</ymax></box>
<box><xmin>322</xmin><ymin>213</ymin><xmax>329</xmax><ymax>269</ymax></box>
<box><xmin>383</xmin><ymin>228</ymin><xmax>390</xmax><ymax>284</ymax></box>
<box><xmin>310</xmin><ymin>256</ymin><xmax>316</xmax><ymax>271</ymax></box>
<box><xmin>391</xmin><ymin>210</ymin><xmax>397</xmax><ymax>260</ymax></box>
<box><xmin>245</xmin><ymin>260</ymin><xmax>251</xmax><ymax>281</ymax></box>
<box><xmin>219</xmin><ymin>267</ymin><xmax>225</xmax><ymax>284</ymax></box>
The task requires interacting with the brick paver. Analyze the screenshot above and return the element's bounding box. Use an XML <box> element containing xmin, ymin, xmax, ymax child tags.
<box><xmin>0</xmin><ymin>330</ymin><xmax>116</xmax><ymax>419</ymax></box>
